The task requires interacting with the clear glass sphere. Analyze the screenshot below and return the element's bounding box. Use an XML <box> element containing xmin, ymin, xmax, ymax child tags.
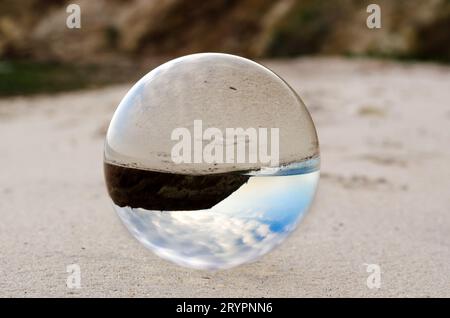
<box><xmin>104</xmin><ymin>53</ymin><xmax>319</xmax><ymax>270</ymax></box>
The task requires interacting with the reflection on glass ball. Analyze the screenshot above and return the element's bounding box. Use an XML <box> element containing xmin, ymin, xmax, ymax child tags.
<box><xmin>104</xmin><ymin>53</ymin><xmax>319</xmax><ymax>270</ymax></box>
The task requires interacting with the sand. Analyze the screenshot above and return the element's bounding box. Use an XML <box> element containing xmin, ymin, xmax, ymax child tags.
<box><xmin>0</xmin><ymin>57</ymin><xmax>449</xmax><ymax>297</ymax></box>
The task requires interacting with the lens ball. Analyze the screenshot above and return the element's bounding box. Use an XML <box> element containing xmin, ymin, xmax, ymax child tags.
<box><xmin>104</xmin><ymin>53</ymin><xmax>319</xmax><ymax>270</ymax></box>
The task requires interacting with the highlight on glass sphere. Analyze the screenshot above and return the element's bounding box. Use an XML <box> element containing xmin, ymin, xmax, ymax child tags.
<box><xmin>104</xmin><ymin>53</ymin><xmax>319</xmax><ymax>270</ymax></box>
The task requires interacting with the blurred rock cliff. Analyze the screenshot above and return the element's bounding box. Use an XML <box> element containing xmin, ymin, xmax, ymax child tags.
<box><xmin>0</xmin><ymin>0</ymin><xmax>449</xmax><ymax>63</ymax></box>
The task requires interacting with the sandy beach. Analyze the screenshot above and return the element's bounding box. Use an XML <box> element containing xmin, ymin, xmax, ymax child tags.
<box><xmin>0</xmin><ymin>57</ymin><xmax>449</xmax><ymax>297</ymax></box>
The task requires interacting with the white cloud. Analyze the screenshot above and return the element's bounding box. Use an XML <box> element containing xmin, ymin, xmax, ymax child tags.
<box><xmin>116</xmin><ymin>205</ymin><xmax>291</xmax><ymax>270</ymax></box>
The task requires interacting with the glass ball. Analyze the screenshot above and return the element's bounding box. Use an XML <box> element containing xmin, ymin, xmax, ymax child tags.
<box><xmin>104</xmin><ymin>53</ymin><xmax>319</xmax><ymax>270</ymax></box>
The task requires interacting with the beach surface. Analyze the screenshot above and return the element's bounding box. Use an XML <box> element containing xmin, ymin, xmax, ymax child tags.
<box><xmin>0</xmin><ymin>57</ymin><xmax>449</xmax><ymax>297</ymax></box>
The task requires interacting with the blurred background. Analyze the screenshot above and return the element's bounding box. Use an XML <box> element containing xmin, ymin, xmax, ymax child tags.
<box><xmin>1</xmin><ymin>0</ymin><xmax>449</xmax><ymax>96</ymax></box>
<box><xmin>1</xmin><ymin>0</ymin><xmax>450</xmax><ymax>297</ymax></box>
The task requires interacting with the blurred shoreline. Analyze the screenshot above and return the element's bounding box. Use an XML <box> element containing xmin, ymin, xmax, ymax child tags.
<box><xmin>1</xmin><ymin>54</ymin><xmax>449</xmax><ymax>97</ymax></box>
<box><xmin>2</xmin><ymin>0</ymin><xmax>448</xmax><ymax>97</ymax></box>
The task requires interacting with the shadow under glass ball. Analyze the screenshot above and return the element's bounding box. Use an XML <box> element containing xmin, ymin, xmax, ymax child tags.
<box><xmin>104</xmin><ymin>53</ymin><xmax>320</xmax><ymax>270</ymax></box>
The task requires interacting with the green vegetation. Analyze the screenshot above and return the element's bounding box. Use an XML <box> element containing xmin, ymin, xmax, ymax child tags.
<box><xmin>0</xmin><ymin>60</ymin><xmax>139</xmax><ymax>96</ymax></box>
<box><xmin>267</xmin><ymin>0</ymin><xmax>343</xmax><ymax>57</ymax></box>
